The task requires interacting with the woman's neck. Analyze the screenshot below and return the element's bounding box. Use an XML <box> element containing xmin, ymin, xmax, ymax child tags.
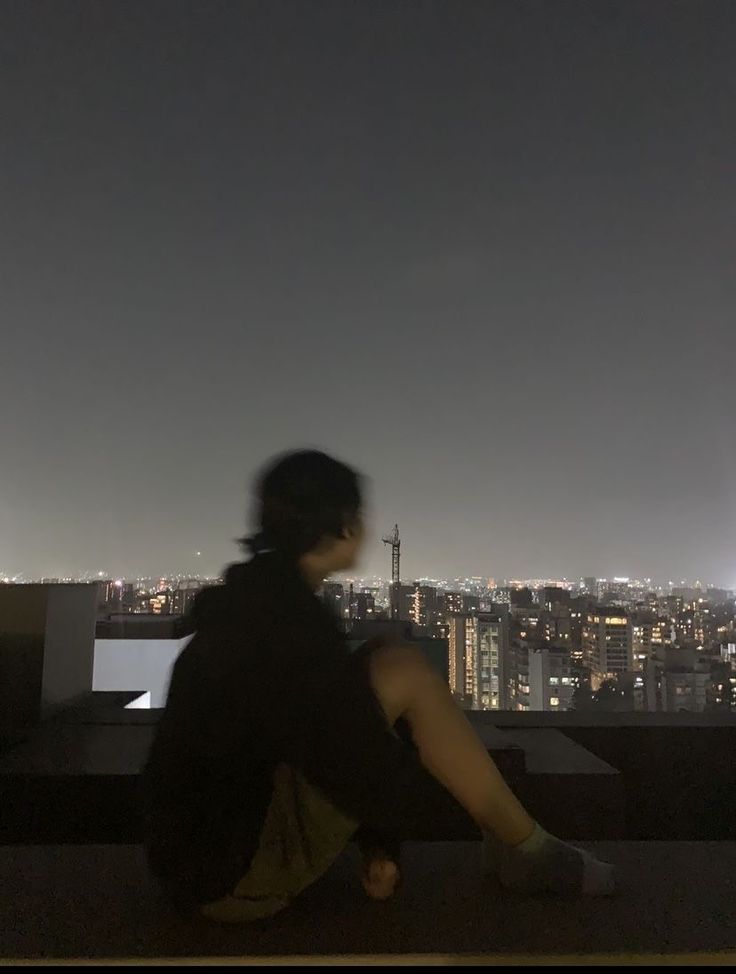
<box><xmin>298</xmin><ymin>553</ymin><xmax>328</xmax><ymax>592</ymax></box>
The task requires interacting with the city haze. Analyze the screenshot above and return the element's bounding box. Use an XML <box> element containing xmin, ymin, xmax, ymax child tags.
<box><xmin>2</xmin><ymin>1</ymin><xmax>736</xmax><ymax>583</ymax></box>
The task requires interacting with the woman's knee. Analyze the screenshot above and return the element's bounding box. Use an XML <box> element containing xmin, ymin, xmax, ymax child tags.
<box><xmin>370</xmin><ymin>641</ymin><xmax>432</xmax><ymax>681</ymax></box>
<box><xmin>368</xmin><ymin>642</ymin><xmax>445</xmax><ymax>722</ymax></box>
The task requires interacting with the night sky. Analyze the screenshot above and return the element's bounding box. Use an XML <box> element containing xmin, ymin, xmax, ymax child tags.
<box><xmin>2</xmin><ymin>0</ymin><xmax>735</xmax><ymax>584</ymax></box>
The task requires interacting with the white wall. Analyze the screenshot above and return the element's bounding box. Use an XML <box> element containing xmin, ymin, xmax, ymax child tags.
<box><xmin>93</xmin><ymin>637</ymin><xmax>192</xmax><ymax>708</ymax></box>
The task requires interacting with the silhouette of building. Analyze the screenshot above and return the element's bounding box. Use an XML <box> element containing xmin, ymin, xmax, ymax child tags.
<box><xmin>321</xmin><ymin>582</ymin><xmax>345</xmax><ymax>620</ymax></box>
<box><xmin>388</xmin><ymin>582</ymin><xmax>415</xmax><ymax>622</ymax></box>
<box><xmin>442</xmin><ymin>591</ymin><xmax>480</xmax><ymax>619</ymax></box>
<box><xmin>529</xmin><ymin>645</ymin><xmax>575</xmax><ymax>711</ymax></box>
<box><xmin>348</xmin><ymin>585</ymin><xmax>375</xmax><ymax>621</ymax></box>
<box><xmin>171</xmin><ymin>580</ymin><xmax>203</xmax><ymax>617</ymax></box>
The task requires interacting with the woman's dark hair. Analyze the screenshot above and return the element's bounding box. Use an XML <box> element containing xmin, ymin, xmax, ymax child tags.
<box><xmin>243</xmin><ymin>450</ymin><xmax>363</xmax><ymax>558</ymax></box>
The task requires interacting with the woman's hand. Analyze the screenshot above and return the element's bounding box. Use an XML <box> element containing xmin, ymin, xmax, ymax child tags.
<box><xmin>361</xmin><ymin>852</ymin><xmax>401</xmax><ymax>900</ymax></box>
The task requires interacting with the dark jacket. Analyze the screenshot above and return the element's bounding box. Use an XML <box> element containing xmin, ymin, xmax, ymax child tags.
<box><xmin>141</xmin><ymin>551</ymin><xmax>455</xmax><ymax>907</ymax></box>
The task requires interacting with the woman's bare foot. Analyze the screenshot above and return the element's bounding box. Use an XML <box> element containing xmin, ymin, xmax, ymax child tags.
<box><xmin>361</xmin><ymin>855</ymin><xmax>401</xmax><ymax>900</ymax></box>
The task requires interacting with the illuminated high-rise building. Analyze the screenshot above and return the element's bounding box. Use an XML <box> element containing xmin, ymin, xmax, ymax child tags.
<box><xmin>447</xmin><ymin>612</ymin><xmax>509</xmax><ymax>710</ymax></box>
<box><xmin>447</xmin><ymin>614</ymin><xmax>470</xmax><ymax>697</ymax></box>
<box><xmin>411</xmin><ymin>585</ymin><xmax>439</xmax><ymax>628</ymax></box>
<box><xmin>582</xmin><ymin>610</ymin><xmax>633</xmax><ymax>690</ymax></box>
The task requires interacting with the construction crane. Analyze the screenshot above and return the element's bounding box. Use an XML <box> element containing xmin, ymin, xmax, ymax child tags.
<box><xmin>382</xmin><ymin>524</ymin><xmax>401</xmax><ymax>620</ymax></box>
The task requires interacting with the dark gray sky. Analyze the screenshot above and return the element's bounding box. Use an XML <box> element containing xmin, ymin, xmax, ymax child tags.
<box><xmin>2</xmin><ymin>0</ymin><xmax>735</xmax><ymax>584</ymax></box>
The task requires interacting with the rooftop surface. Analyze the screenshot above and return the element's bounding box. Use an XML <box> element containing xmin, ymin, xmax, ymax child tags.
<box><xmin>2</xmin><ymin>841</ymin><xmax>735</xmax><ymax>963</ymax></box>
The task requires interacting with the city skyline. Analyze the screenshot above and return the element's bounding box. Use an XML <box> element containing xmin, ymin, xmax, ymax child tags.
<box><xmin>3</xmin><ymin>2</ymin><xmax>736</xmax><ymax>582</ymax></box>
<box><xmin>3</xmin><ymin>565</ymin><xmax>733</xmax><ymax>595</ymax></box>
<box><xmin>88</xmin><ymin>559</ymin><xmax>736</xmax><ymax>716</ymax></box>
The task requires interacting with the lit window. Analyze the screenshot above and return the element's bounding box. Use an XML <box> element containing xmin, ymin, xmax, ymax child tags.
<box><xmin>550</xmin><ymin>696</ymin><xmax>560</xmax><ymax>707</ymax></box>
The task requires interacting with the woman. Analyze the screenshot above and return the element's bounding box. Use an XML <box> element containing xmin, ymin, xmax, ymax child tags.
<box><xmin>143</xmin><ymin>450</ymin><xmax>614</xmax><ymax>922</ymax></box>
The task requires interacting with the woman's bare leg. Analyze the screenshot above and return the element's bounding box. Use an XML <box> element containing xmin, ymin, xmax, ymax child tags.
<box><xmin>369</xmin><ymin>644</ymin><xmax>534</xmax><ymax>845</ymax></box>
<box><xmin>365</xmin><ymin>643</ymin><xmax>615</xmax><ymax>897</ymax></box>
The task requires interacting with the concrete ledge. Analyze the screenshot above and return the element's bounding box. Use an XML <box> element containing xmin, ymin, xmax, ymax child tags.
<box><xmin>0</xmin><ymin>695</ymin><xmax>624</xmax><ymax>844</ymax></box>
<box><xmin>501</xmin><ymin>729</ymin><xmax>624</xmax><ymax>839</ymax></box>
<box><xmin>1</xmin><ymin>842</ymin><xmax>735</xmax><ymax>961</ymax></box>
<box><xmin>5</xmin><ymin>951</ymin><xmax>736</xmax><ymax>966</ymax></box>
